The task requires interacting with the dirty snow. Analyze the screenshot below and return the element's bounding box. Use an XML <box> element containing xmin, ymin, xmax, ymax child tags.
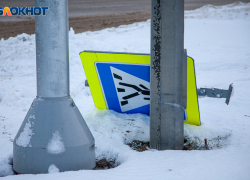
<box><xmin>0</xmin><ymin>2</ymin><xmax>250</xmax><ymax>180</ymax></box>
<box><xmin>47</xmin><ymin>131</ymin><xmax>65</xmax><ymax>154</ymax></box>
<box><xmin>185</xmin><ymin>1</ymin><xmax>250</xmax><ymax>19</ymax></box>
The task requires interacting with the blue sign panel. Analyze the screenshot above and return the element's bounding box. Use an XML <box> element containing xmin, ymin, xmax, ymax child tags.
<box><xmin>95</xmin><ymin>62</ymin><xmax>150</xmax><ymax>115</ymax></box>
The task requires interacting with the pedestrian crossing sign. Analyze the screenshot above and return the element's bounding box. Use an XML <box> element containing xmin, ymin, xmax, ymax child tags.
<box><xmin>79</xmin><ymin>51</ymin><xmax>200</xmax><ymax>126</ymax></box>
<box><xmin>96</xmin><ymin>62</ymin><xmax>150</xmax><ymax>114</ymax></box>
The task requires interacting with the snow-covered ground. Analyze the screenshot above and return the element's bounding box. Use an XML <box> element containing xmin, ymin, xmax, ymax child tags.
<box><xmin>1</xmin><ymin>2</ymin><xmax>250</xmax><ymax>179</ymax></box>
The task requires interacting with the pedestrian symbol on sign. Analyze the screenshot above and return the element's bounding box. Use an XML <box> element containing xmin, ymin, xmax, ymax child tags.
<box><xmin>111</xmin><ymin>66</ymin><xmax>150</xmax><ymax>112</ymax></box>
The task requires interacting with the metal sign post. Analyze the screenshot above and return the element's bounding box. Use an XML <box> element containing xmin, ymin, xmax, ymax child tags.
<box><xmin>150</xmin><ymin>0</ymin><xmax>186</xmax><ymax>150</ymax></box>
<box><xmin>13</xmin><ymin>0</ymin><xmax>95</xmax><ymax>174</ymax></box>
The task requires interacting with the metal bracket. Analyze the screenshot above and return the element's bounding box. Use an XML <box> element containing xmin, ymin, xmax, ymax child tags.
<box><xmin>197</xmin><ymin>83</ymin><xmax>233</xmax><ymax>105</ymax></box>
<box><xmin>85</xmin><ymin>80</ymin><xmax>234</xmax><ymax>105</ymax></box>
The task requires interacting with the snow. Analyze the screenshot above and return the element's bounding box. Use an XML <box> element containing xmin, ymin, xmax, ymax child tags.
<box><xmin>0</xmin><ymin>1</ymin><xmax>250</xmax><ymax>179</ymax></box>
<box><xmin>0</xmin><ymin>155</ymin><xmax>14</xmax><ymax>177</ymax></box>
<box><xmin>47</xmin><ymin>131</ymin><xmax>65</xmax><ymax>154</ymax></box>
<box><xmin>48</xmin><ymin>164</ymin><xmax>60</xmax><ymax>174</ymax></box>
<box><xmin>185</xmin><ymin>1</ymin><xmax>250</xmax><ymax>19</ymax></box>
<box><xmin>15</xmin><ymin>115</ymin><xmax>35</xmax><ymax>147</ymax></box>
<box><xmin>88</xmin><ymin>110</ymin><xmax>149</xmax><ymax>164</ymax></box>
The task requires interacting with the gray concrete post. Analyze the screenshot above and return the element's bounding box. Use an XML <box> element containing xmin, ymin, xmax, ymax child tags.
<box><xmin>13</xmin><ymin>0</ymin><xmax>95</xmax><ymax>174</ymax></box>
<box><xmin>150</xmin><ymin>0</ymin><xmax>185</xmax><ymax>150</ymax></box>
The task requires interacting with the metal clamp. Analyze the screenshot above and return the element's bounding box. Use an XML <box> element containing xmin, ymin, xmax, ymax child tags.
<box><xmin>197</xmin><ymin>83</ymin><xmax>233</xmax><ymax>105</ymax></box>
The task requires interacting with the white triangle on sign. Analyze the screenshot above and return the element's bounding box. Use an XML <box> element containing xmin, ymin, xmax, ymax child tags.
<box><xmin>110</xmin><ymin>66</ymin><xmax>150</xmax><ymax>112</ymax></box>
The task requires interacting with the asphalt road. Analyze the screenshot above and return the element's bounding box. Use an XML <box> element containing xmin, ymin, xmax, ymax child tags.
<box><xmin>0</xmin><ymin>0</ymin><xmax>249</xmax><ymax>39</ymax></box>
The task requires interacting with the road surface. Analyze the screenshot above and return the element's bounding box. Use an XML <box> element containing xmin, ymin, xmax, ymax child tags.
<box><xmin>0</xmin><ymin>0</ymin><xmax>249</xmax><ymax>39</ymax></box>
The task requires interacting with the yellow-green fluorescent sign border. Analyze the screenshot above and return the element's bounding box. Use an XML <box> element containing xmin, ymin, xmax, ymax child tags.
<box><xmin>79</xmin><ymin>51</ymin><xmax>201</xmax><ymax>126</ymax></box>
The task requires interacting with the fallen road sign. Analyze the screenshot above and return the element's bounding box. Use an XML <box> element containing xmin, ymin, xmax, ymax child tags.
<box><xmin>79</xmin><ymin>51</ymin><xmax>199</xmax><ymax>125</ymax></box>
<box><xmin>79</xmin><ymin>51</ymin><xmax>233</xmax><ymax>126</ymax></box>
